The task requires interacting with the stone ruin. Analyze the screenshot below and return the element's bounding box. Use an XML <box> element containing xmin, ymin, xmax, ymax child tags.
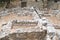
<box><xmin>0</xmin><ymin>7</ymin><xmax>47</xmax><ymax>40</ymax></box>
<box><xmin>0</xmin><ymin>7</ymin><xmax>59</xmax><ymax>40</ymax></box>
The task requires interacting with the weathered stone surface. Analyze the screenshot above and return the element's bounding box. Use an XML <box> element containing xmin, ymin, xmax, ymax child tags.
<box><xmin>0</xmin><ymin>7</ymin><xmax>47</xmax><ymax>40</ymax></box>
<box><xmin>0</xmin><ymin>31</ymin><xmax>47</xmax><ymax>40</ymax></box>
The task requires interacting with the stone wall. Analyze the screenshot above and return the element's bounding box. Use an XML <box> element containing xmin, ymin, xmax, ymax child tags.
<box><xmin>47</xmin><ymin>1</ymin><xmax>60</xmax><ymax>10</ymax></box>
<box><xmin>3</xmin><ymin>0</ymin><xmax>43</xmax><ymax>10</ymax></box>
<box><xmin>0</xmin><ymin>31</ymin><xmax>47</xmax><ymax>40</ymax></box>
<box><xmin>1</xmin><ymin>0</ymin><xmax>60</xmax><ymax>10</ymax></box>
<box><xmin>27</xmin><ymin>0</ymin><xmax>43</xmax><ymax>10</ymax></box>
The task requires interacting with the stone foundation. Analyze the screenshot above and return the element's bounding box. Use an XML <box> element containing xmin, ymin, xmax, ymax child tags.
<box><xmin>0</xmin><ymin>7</ymin><xmax>47</xmax><ymax>40</ymax></box>
<box><xmin>0</xmin><ymin>30</ymin><xmax>47</xmax><ymax>40</ymax></box>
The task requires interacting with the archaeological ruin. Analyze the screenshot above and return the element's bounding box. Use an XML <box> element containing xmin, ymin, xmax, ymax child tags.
<box><xmin>0</xmin><ymin>0</ymin><xmax>60</xmax><ymax>40</ymax></box>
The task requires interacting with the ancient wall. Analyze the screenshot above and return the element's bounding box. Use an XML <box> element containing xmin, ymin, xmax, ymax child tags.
<box><xmin>0</xmin><ymin>7</ymin><xmax>47</xmax><ymax>40</ymax></box>
<box><xmin>27</xmin><ymin>0</ymin><xmax>43</xmax><ymax>10</ymax></box>
<box><xmin>3</xmin><ymin>0</ymin><xmax>43</xmax><ymax>10</ymax></box>
<box><xmin>0</xmin><ymin>31</ymin><xmax>47</xmax><ymax>40</ymax></box>
<box><xmin>0</xmin><ymin>0</ymin><xmax>60</xmax><ymax>10</ymax></box>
